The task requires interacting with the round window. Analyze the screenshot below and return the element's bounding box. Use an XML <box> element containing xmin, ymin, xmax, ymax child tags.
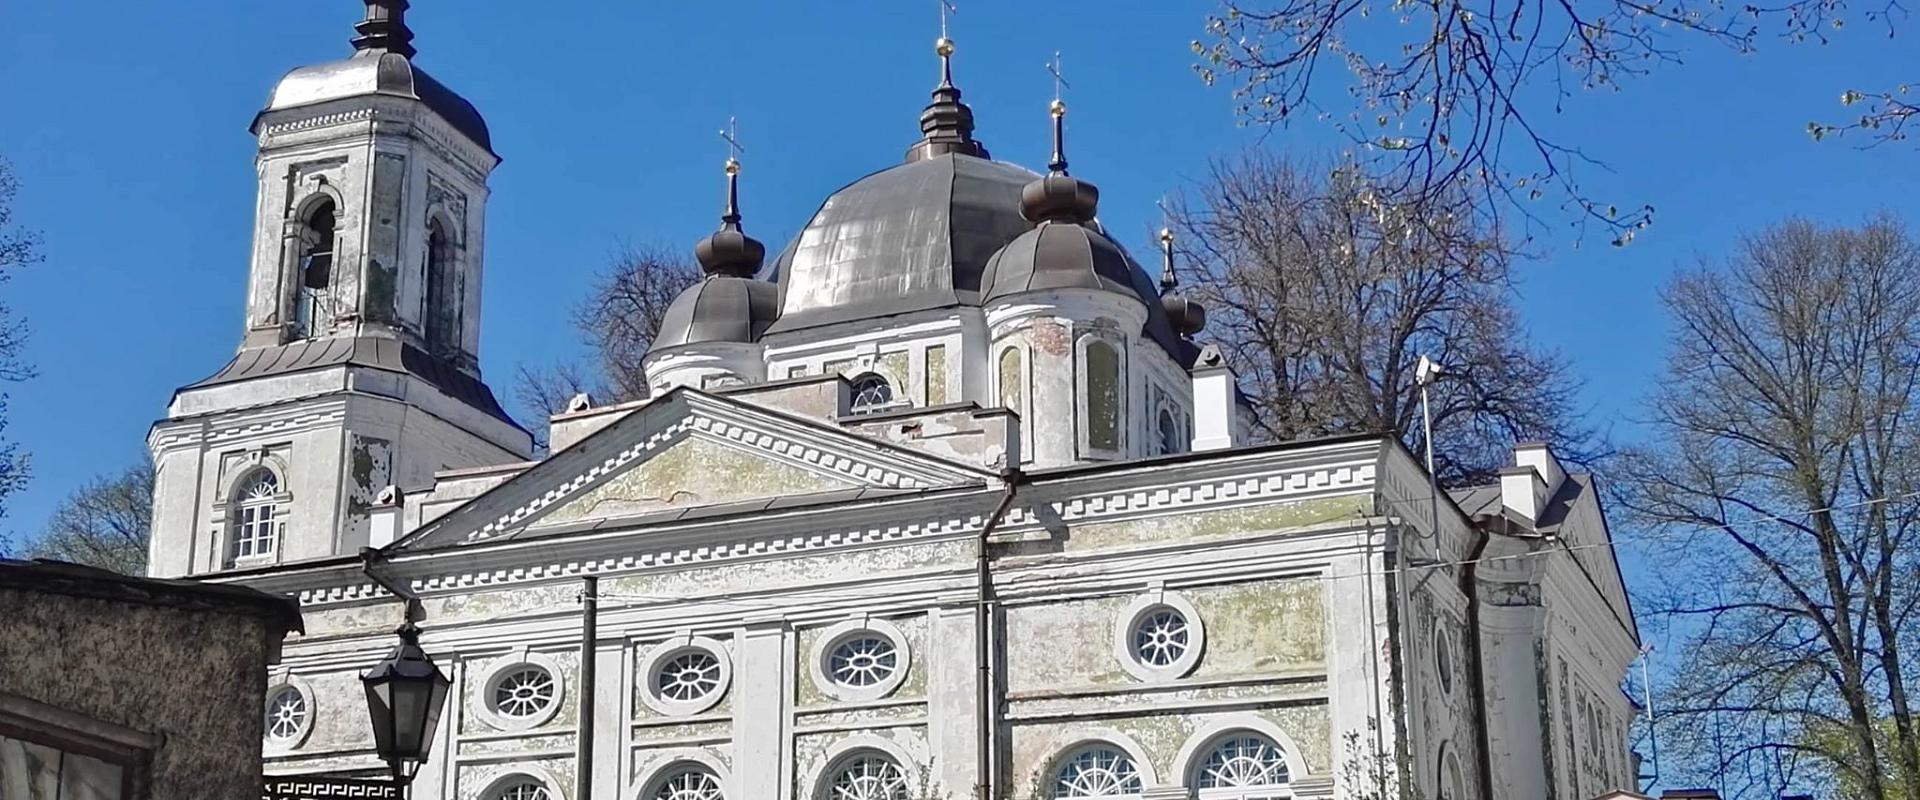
<box><xmin>1113</xmin><ymin>592</ymin><xmax>1206</xmax><ymax>682</ymax></box>
<box><xmin>809</xmin><ymin>619</ymin><xmax>912</xmax><ymax>702</ymax></box>
<box><xmin>639</xmin><ymin>637</ymin><xmax>733</xmax><ymax>717</ymax></box>
<box><xmin>1131</xmin><ymin>608</ymin><xmax>1190</xmax><ymax>667</ymax></box>
<box><xmin>828</xmin><ymin>636</ymin><xmax>899</xmax><ymax>688</ymax></box>
<box><xmin>476</xmin><ymin>654</ymin><xmax>565</xmax><ymax>730</ymax></box>
<box><xmin>263</xmin><ymin>683</ymin><xmax>311</xmax><ymax>746</ymax></box>
<box><xmin>492</xmin><ymin>666</ymin><xmax>557</xmax><ymax>719</ymax></box>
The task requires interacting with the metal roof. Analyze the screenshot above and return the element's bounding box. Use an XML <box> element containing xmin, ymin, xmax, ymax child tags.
<box><xmin>257</xmin><ymin>52</ymin><xmax>493</xmax><ymax>153</ymax></box>
<box><xmin>186</xmin><ymin>336</ymin><xmax>519</xmax><ymax>428</ymax></box>
<box><xmin>653</xmin><ymin>276</ymin><xmax>780</xmax><ymax>350</ymax></box>
<box><xmin>765</xmin><ymin>153</ymin><xmax>1037</xmax><ymax>332</ymax></box>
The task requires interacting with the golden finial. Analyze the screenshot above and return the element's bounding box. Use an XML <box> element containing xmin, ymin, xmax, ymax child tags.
<box><xmin>936</xmin><ymin>36</ymin><xmax>955</xmax><ymax>57</ymax></box>
<box><xmin>1160</xmin><ymin>227</ymin><xmax>1174</xmax><ymax>245</ymax></box>
<box><xmin>1050</xmin><ymin>98</ymin><xmax>1067</xmax><ymax>118</ymax></box>
<box><xmin>724</xmin><ymin>157</ymin><xmax>741</xmax><ymax>176</ymax></box>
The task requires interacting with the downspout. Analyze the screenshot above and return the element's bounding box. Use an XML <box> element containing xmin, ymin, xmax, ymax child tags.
<box><xmin>359</xmin><ymin>546</ymin><xmax>421</xmax><ymax>622</ymax></box>
<box><xmin>578</xmin><ymin>576</ymin><xmax>598</xmax><ymax>800</ymax></box>
<box><xmin>976</xmin><ymin>470</ymin><xmax>1023</xmax><ymax>800</ymax></box>
<box><xmin>1460</xmin><ymin>525</ymin><xmax>1496</xmax><ymax>800</ymax></box>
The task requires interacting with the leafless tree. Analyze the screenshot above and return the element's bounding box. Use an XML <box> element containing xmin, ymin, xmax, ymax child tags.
<box><xmin>29</xmin><ymin>461</ymin><xmax>152</xmax><ymax>575</ymax></box>
<box><xmin>1614</xmin><ymin>215</ymin><xmax>1920</xmax><ymax>799</ymax></box>
<box><xmin>0</xmin><ymin>158</ymin><xmax>40</xmax><ymax>526</ymax></box>
<box><xmin>1172</xmin><ymin>151</ymin><xmax>1593</xmax><ymax>485</ymax></box>
<box><xmin>513</xmin><ymin>242</ymin><xmax>700</xmax><ymax>446</ymax></box>
<box><xmin>572</xmin><ymin>241</ymin><xmax>702</xmax><ymax>401</ymax></box>
<box><xmin>1194</xmin><ymin>0</ymin><xmax>1909</xmax><ymax>240</ymax></box>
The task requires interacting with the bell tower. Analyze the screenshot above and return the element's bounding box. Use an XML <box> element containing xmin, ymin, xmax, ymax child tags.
<box><xmin>146</xmin><ymin>0</ymin><xmax>532</xmax><ymax>578</ymax></box>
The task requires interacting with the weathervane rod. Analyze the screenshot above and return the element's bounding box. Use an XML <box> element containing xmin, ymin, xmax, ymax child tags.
<box><xmin>718</xmin><ymin>117</ymin><xmax>744</xmax><ymax>224</ymax></box>
<box><xmin>1047</xmin><ymin>51</ymin><xmax>1071</xmax><ymax>103</ymax></box>
<box><xmin>1047</xmin><ymin>51</ymin><xmax>1070</xmax><ymax>174</ymax></box>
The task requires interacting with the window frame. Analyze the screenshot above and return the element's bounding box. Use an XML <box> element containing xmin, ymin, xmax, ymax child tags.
<box><xmin>473</xmin><ymin>652</ymin><xmax>566</xmax><ymax>731</ymax></box>
<box><xmin>225</xmin><ymin>467</ymin><xmax>289</xmax><ymax>568</ymax></box>
<box><xmin>1112</xmin><ymin>591</ymin><xmax>1206</xmax><ymax>682</ymax></box>
<box><xmin>808</xmin><ymin>618</ymin><xmax>911</xmax><ymax>703</ymax></box>
<box><xmin>637</xmin><ymin>636</ymin><xmax>732</xmax><ymax>717</ymax></box>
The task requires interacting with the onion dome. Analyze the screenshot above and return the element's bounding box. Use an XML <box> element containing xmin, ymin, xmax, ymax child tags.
<box><xmin>1157</xmin><ymin>227</ymin><xmax>1207</xmax><ymax>338</ymax></box>
<box><xmin>652</xmin><ymin>157</ymin><xmax>778</xmax><ymax>352</ymax></box>
<box><xmin>980</xmin><ymin>100</ymin><xmax>1140</xmax><ymax>303</ymax></box>
<box><xmin>255</xmin><ymin>0</ymin><xmax>492</xmax><ymax>153</ymax></box>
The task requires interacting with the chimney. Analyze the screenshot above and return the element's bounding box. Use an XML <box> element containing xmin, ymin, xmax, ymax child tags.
<box><xmin>1498</xmin><ymin>441</ymin><xmax>1568</xmax><ymax>525</ymax></box>
<box><xmin>368</xmin><ymin>485</ymin><xmax>405</xmax><ymax>548</ymax></box>
<box><xmin>1190</xmin><ymin>344</ymin><xmax>1241</xmax><ymax>452</ymax></box>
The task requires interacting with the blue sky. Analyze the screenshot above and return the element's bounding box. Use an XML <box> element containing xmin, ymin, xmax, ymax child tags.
<box><xmin>0</xmin><ymin>0</ymin><xmax>1913</xmax><ymax>550</ymax></box>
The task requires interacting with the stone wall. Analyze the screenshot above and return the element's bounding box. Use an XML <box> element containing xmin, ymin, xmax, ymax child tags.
<box><xmin>0</xmin><ymin>584</ymin><xmax>288</xmax><ymax>800</ymax></box>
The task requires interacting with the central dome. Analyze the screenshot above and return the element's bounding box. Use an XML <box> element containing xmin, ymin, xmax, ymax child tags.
<box><xmin>765</xmin><ymin>153</ymin><xmax>1037</xmax><ymax>333</ymax></box>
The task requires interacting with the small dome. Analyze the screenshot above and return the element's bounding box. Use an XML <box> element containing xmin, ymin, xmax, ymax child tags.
<box><xmin>980</xmin><ymin>221</ymin><xmax>1138</xmax><ymax>302</ymax></box>
<box><xmin>651</xmin><ymin>277</ymin><xmax>779</xmax><ymax>351</ymax></box>
<box><xmin>1162</xmin><ymin>293</ymin><xmax>1207</xmax><ymax>338</ymax></box>
<box><xmin>257</xmin><ymin>52</ymin><xmax>493</xmax><ymax>153</ymax></box>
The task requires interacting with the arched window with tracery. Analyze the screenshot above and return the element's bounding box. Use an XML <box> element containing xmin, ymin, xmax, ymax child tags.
<box><xmin>230</xmin><ymin>470</ymin><xmax>284</xmax><ymax>563</ymax></box>
<box><xmin>849</xmin><ymin>373</ymin><xmax>895</xmax><ymax>413</ymax></box>
<box><xmin>1052</xmin><ymin>745</ymin><xmax>1143</xmax><ymax>798</ymax></box>
<box><xmin>293</xmin><ymin>199</ymin><xmax>336</xmax><ymax>340</ymax></box>
<box><xmin>423</xmin><ymin>217</ymin><xmax>460</xmax><ymax>356</ymax></box>
<box><xmin>1193</xmin><ymin>733</ymin><xmax>1292</xmax><ymax>798</ymax></box>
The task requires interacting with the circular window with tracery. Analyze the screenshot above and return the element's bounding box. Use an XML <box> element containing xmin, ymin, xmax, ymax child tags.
<box><xmin>493</xmin><ymin>666</ymin><xmax>556</xmax><ymax>718</ymax></box>
<box><xmin>1052</xmin><ymin>746</ymin><xmax>1144</xmax><ymax>798</ymax></box>
<box><xmin>826</xmin><ymin>754</ymin><xmax>908</xmax><ymax>800</ymax></box>
<box><xmin>830</xmin><ymin>636</ymin><xmax>898</xmax><ymax>687</ymax></box>
<box><xmin>810</xmin><ymin>619</ymin><xmax>912</xmax><ymax>702</ymax></box>
<box><xmin>476</xmin><ymin>654</ymin><xmax>565</xmax><ymax>730</ymax></box>
<box><xmin>639</xmin><ymin>637</ymin><xmax>733</xmax><ymax>717</ymax></box>
<box><xmin>262</xmin><ymin>683</ymin><xmax>312</xmax><ymax>748</ymax></box>
<box><xmin>650</xmin><ymin>765</ymin><xmax>725</xmax><ymax>800</ymax></box>
<box><xmin>1114</xmin><ymin>592</ymin><xmax>1206</xmax><ymax>682</ymax></box>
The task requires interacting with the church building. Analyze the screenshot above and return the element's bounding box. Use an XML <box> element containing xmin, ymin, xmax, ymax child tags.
<box><xmin>145</xmin><ymin>3</ymin><xmax>1644</xmax><ymax>799</ymax></box>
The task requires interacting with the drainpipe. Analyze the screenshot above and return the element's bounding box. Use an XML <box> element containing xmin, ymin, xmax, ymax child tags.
<box><xmin>1459</xmin><ymin>526</ymin><xmax>1495</xmax><ymax>800</ymax></box>
<box><xmin>976</xmin><ymin>471</ymin><xmax>1023</xmax><ymax>800</ymax></box>
<box><xmin>578</xmin><ymin>576</ymin><xmax>598</xmax><ymax>800</ymax></box>
<box><xmin>358</xmin><ymin>546</ymin><xmax>421</xmax><ymax>622</ymax></box>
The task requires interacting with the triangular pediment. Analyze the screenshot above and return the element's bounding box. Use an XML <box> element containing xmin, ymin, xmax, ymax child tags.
<box><xmin>395</xmin><ymin>389</ymin><xmax>989</xmax><ymax>549</ymax></box>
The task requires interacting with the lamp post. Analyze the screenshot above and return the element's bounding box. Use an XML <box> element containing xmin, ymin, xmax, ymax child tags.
<box><xmin>361</xmin><ymin>621</ymin><xmax>451</xmax><ymax>796</ymax></box>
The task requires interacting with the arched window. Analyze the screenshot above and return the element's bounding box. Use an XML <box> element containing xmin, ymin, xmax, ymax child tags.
<box><xmin>1193</xmin><ymin>733</ymin><xmax>1291</xmax><ymax>797</ymax></box>
<box><xmin>423</xmin><ymin>217</ymin><xmax>460</xmax><ymax>355</ymax></box>
<box><xmin>1052</xmin><ymin>745</ymin><xmax>1143</xmax><ymax>798</ymax></box>
<box><xmin>1082</xmin><ymin>340</ymin><xmax>1122</xmax><ymax>453</ymax></box>
<box><xmin>231</xmin><ymin>470</ymin><xmax>283</xmax><ymax>562</ymax></box>
<box><xmin>823</xmin><ymin>752</ymin><xmax>908</xmax><ymax>800</ymax></box>
<box><xmin>998</xmin><ymin>348</ymin><xmax>1025</xmax><ymax>418</ymax></box>
<box><xmin>1157</xmin><ymin>408</ymin><xmax>1181</xmax><ymax>455</ymax></box>
<box><xmin>648</xmin><ymin>764</ymin><xmax>724</xmax><ymax>800</ymax></box>
<box><xmin>849</xmin><ymin>374</ymin><xmax>895</xmax><ymax>413</ymax></box>
<box><xmin>293</xmin><ymin>199</ymin><xmax>336</xmax><ymax>340</ymax></box>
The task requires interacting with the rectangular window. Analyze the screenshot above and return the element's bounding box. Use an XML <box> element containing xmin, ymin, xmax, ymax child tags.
<box><xmin>0</xmin><ymin>695</ymin><xmax>152</xmax><ymax>800</ymax></box>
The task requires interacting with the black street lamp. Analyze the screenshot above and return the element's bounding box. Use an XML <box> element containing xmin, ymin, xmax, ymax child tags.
<box><xmin>361</xmin><ymin>621</ymin><xmax>451</xmax><ymax>793</ymax></box>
